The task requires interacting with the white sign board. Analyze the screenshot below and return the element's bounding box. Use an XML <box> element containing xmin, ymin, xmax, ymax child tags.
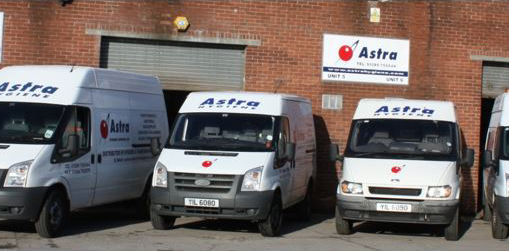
<box><xmin>322</xmin><ymin>34</ymin><xmax>409</xmax><ymax>85</ymax></box>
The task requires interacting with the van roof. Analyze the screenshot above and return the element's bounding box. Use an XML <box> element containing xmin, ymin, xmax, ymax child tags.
<box><xmin>353</xmin><ymin>98</ymin><xmax>457</xmax><ymax>122</ymax></box>
<box><xmin>179</xmin><ymin>91</ymin><xmax>310</xmax><ymax>116</ymax></box>
<box><xmin>0</xmin><ymin>65</ymin><xmax>161</xmax><ymax>105</ymax></box>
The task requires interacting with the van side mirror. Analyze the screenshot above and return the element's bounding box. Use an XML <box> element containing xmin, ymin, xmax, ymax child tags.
<box><xmin>59</xmin><ymin>134</ymin><xmax>78</xmax><ymax>157</ymax></box>
<box><xmin>329</xmin><ymin>144</ymin><xmax>343</xmax><ymax>162</ymax></box>
<box><xmin>462</xmin><ymin>149</ymin><xmax>474</xmax><ymax>168</ymax></box>
<box><xmin>286</xmin><ymin>143</ymin><xmax>296</xmax><ymax>162</ymax></box>
<box><xmin>150</xmin><ymin>137</ymin><xmax>161</xmax><ymax>156</ymax></box>
<box><xmin>483</xmin><ymin>150</ymin><xmax>494</xmax><ymax>168</ymax></box>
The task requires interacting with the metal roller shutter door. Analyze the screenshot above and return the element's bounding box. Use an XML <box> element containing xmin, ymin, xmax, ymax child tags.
<box><xmin>100</xmin><ymin>37</ymin><xmax>245</xmax><ymax>91</ymax></box>
<box><xmin>482</xmin><ymin>62</ymin><xmax>509</xmax><ymax>98</ymax></box>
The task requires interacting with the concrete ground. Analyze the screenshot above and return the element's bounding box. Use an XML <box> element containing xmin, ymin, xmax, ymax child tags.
<box><xmin>0</xmin><ymin>205</ymin><xmax>507</xmax><ymax>250</ymax></box>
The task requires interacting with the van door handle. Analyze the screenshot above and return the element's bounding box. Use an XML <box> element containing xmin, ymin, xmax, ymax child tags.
<box><xmin>91</xmin><ymin>154</ymin><xmax>95</xmax><ymax>164</ymax></box>
<box><xmin>98</xmin><ymin>154</ymin><xmax>102</xmax><ymax>164</ymax></box>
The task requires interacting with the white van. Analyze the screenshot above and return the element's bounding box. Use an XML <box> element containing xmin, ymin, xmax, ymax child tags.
<box><xmin>482</xmin><ymin>92</ymin><xmax>509</xmax><ymax>240</ymax></box>
<box><xmin>330</xmin><ymin>98</ymin><xmax>474</xmax><ymax>241</ymax></box>
<box><xmin>0</xmin><ymin>65</ymin><xmax>169</xmax><ymax>237</ymax></box>
<box><xmin>150</xmin><ymin>91</ymin><xmax>316</xmax><ymax>236</ymax></box>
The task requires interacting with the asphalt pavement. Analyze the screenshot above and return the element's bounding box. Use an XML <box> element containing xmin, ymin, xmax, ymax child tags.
<box><xmin>0</xmin><ymin>204</ymin><xmax>507</xmax><ymax>250</ymax></box>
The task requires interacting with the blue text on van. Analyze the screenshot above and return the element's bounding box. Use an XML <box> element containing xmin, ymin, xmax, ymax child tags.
<box><xmin>0</xmin><ymin>82</ymin><xmax>59</xmax><ymax>98</ymax></box>
<box><xmin>374</xmin><ymin>106</ymin><xmax>434</xmax><ymax>117</ymax></box>
<box><xmin>199</xmin><ymin>98</ymin><xmax>260</xmax><ymax>110</ymax></box>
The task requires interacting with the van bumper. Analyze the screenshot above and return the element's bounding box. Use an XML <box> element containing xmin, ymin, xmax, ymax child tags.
<box><xmin>0</xmin><ymin>187</ymin><xmax>47</xmax><ymax>221</ymax></box>
<box><xmin>495</xmin><ymin>196</ymin><xmax>509</xmax><ymax>224</ymax></box>
<box><xmin>151</xmin><ymin>187</ymin><xmax>274</xmax><ymax>221</ymax></box>
<box><xmin>337</xmin><ymin>194</ymin><xmax>459</xmax><ymax>225</ymax></box>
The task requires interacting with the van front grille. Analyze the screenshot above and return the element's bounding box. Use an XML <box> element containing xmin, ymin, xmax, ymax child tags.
<box><xmin>369</xmin><ymin>187</ymin><xmax>422</xmax><ymax>196</ymax></box>
<box><xmin>172</xmin><ymin>172</ymin><xmax>235</xmax><ymax>193</ymax></box>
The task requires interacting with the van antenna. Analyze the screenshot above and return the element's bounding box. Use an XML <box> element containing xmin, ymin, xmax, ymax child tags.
<box><xmin>274</xmin><ymin>79</ymin><xmax>284</xmax><ymax>93</ymax></box>
<box><xmin>70</xmin><ymin>64</ymin><xmax>75</xmax><ymax>72</ymax></box>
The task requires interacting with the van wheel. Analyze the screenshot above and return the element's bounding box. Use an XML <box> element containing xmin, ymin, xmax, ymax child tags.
<box><xmin>335</xmin><ymin>205</ymin><xmax>353</xmax><ymax>235</ymax></box>
<box><xmin>296</xmin><ymin>184</ymin><xmax>312</xmax><ymax>221</ymax></box>
<box><xmin>483</xmin><ymin>202</ymin><xmax>492</xmax><ymax>221</ymax></box>
<box><xmin>135</xmin><ymin>182</ymin><xmax>151</xmax><ymax>220</ymax></box>
<box><xmin>35</xmin><ymin>191</ymin><xmax>68</xmax><ymax>238</ymax></box>
<box><xmin>491</xmin><ymin>203</ymin><xmax>509</xmax><ymax>240</ymax></box>
<box><xmin>444</xmin><ymin>207</ymin><xmax>460</xmax><ymax>241</ymax></box>
<box><xmin>258</xmin><ymin>194</ymin><xmax>283</xmax><ymax>237</ymax></box>
<box><xmin>150</xmin><ymin>206</ymin><xmax>176</xmax><ymax>230</ymax></box>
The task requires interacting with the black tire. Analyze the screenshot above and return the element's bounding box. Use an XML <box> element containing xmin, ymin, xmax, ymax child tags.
<box><xmin>150</xmin><ymin>206</ymin><xmax>176</xmax><ymax>230</ymax></box>
<box><xmin>258</xmin><ymin>193</ymin><xmax>283</xmax><ymax>237</ymax></box>
<box><xmin>296</xmin><ymin>184</ymin><xmax>312</xmax><ymax>221</ymax></box>
<box><xmin>491</xmin><ymin>204</ymin><xmax>509</xmax><ymax>240</ymax></box>
<box><xmin>483</xmin><ymin>201</ymin><xmax>492</xmax><ymax>222</ymax></box>
<box><xmin>335</xmin><ymin>205</ymin><xmax>353</xmax><ymax>235</ymax></box>
<box><xmin>34</xmin><ymin>190</ymin><xmax>68</xmax><ymax>238</ymax></box>
<box><xmin>444</xmin><ymin>207</ymin><xmax>460</xmax><ymax>241</ymax></box>
<box><xmin>135</xmin><ymin>182</ymin><xmax>151</xmax><ymax>220</ymax></box>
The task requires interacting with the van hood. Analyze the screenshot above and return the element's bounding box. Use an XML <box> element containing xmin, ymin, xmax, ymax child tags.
<box><xmin>157</xmin><ymin>149</ymin><xmax>272</xmax><ymax>175</ymax></box>
<box><xmin>343</xmin><ymin>157</ymin><xmax>455</xmax><ymax>186</ymax></box>
<box><xmin>0</xmin><ymin>144</ymin><xmax>44</xmax><ymax>169</ymax></box>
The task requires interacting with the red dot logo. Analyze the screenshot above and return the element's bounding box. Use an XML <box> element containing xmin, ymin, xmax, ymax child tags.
<box><xmin>100</xmin><ymin>120</ymin><xmax>108</xmax><ymax>139</ymax></box>
<box><xmin>391</xmin><ymin>166</ymin><xmax>402</xmax><ymax>174</ymax></box>
<box><xmin>202</xmin><ymin>161</ymin><xmax>212</xmax><ymax>168</ymax></box>
<box><xmin>339</xmin><ymin>45</ymin><xmax>353</xmax><ymax>61</ymax></box>
<box><xmin>338</xmin><ymin>40</ymin><xmax>360</xmax><ymax>62</ymax></box>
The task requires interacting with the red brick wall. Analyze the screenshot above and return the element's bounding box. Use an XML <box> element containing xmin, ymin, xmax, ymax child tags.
<box><xmin>2</xmin><ymin>1</ymin><xmax>509</xmax><ymax>214</ymax></box>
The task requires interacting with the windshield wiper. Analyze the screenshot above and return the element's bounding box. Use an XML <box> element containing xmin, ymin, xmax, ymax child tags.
<box><xmin>351</xmin><ymin>151</ymin><xmax>387</xmax><ymax>157</ymax></box>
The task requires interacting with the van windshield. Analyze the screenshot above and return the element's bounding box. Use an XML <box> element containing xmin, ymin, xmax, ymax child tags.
<box><xmin>0</xmin><ymin>102</ymin><xmax>66</xmax><ymax>144</ymax></box>
<box><xmin>167</xmin><ymin>113</ymin><xmax>276</xmax><ymax>152</ymax></box>
<box><xmin>345</xmin><ymin>119</ymin><xmax>458</xmax><ymax>161</ymax></box>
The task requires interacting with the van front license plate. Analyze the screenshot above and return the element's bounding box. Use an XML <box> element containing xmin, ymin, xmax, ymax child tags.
<box><xmin>376</xmin><ymin>203</ymin><xmax>412</xmax><ymax>213</ymax></box>
<box><xmin>184</xmin><ymin>198</ymin><xmax>219</xmax><ymax>208</ymax></box>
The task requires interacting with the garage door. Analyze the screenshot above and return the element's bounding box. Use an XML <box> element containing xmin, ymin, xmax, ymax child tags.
<box><xmin>482</xmin><ymin>61</ymin><xmax>509</xmax><ymax>98</ymax></box>
<box><xmin>100</xmin><ymin>37</ymin><xmax>246</xmax><ymax>91</ymax></box>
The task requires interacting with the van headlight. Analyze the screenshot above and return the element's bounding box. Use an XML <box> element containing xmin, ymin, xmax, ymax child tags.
<box><xmin>153</xmin><ymin>162</ymin><xmax>168</xmax><ymax>188</ymax></box>
<box><xmin>4</xmin><ymin>160</ymin><xmax>33</xmax><ymax>187</ymax></box>
<box><xmin>427</xmin><ymin>185</ymin><xmax>452</xmax><ymax>198</ymax></box>
<box><xmin>241</xmin><ymin>166</ymin><xmax>263</xmax><ymax>191</ymax></box>
<box><xmin>340</xmin><ymin>181</ymin><xmax>363</xmax><ymax>194</ymax></box>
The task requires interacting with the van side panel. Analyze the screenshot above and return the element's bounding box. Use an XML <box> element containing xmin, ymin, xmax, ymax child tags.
<box><xmin>91</xmin><ymin>89</ymin><xmax>167</xmax><ymax>205</ymax></box>
<box><xmin>284</xmin><ymin>100</ymin><xmax>315</xmax><ymax>205</ymax></box>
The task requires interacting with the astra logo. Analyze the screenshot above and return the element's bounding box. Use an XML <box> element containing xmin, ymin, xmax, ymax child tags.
<box><xmin>198</xmin><ymin>98</ymin><xmax>261</xmax><ymax>110</ymax></box>
<box><xmin>374</xmin><ymin>106</ymin><xmax>434</xmax><ymax>117</ymax></box>
<box><xmin>100</xmin><ymin>114</ymin><xmax>130</xmax><ymax>139</ymax></box>
<box><xmin>0</xmin><ymin>82</ymin><xmax>59</xmax><ymax>98</ymax></box>
<box><xmin>338</xmin><ymin>40</ymin><xmax>398</xmax><ymax>62</ymax></box>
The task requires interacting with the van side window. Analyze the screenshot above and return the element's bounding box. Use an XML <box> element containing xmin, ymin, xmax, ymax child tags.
<box><xmin>277</xmin><ymin>117</ymin><xmax>290</xmax><ymax>161</ymax></box>
<box><xmin>52</xmin><ymin>106</ymin><xmax>91</xmax><ymax>163</ymax></box>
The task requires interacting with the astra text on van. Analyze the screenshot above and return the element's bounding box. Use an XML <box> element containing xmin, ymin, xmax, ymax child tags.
<box><xmin>374</xmin><ymin>106</ymin><xmax>435</xmax><ymax>117</ymax></box>
<box><xmin>199</xmin><ymin>98</ymin><xmax>261</xmax><ymax>109</ymax></box>
<box><xmin>0</xmin><ymin>82</ymin><xmax>58</xmax><ymax>98</ymax></box>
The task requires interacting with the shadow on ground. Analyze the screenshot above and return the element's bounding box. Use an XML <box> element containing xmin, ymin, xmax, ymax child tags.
<box><xmin>176</xmin><ymin>212</ymin><xmax>334</xmax><ymax>236</ymax></box>
<box><xmin>0</xmin><ymin>201</ymin><xmax>146</xmax><ymax>237</ymax></box>
<box><xmin>352</xmin><ymin>216</ymin><xmax>474</xmax><ymax>240</ymax></box>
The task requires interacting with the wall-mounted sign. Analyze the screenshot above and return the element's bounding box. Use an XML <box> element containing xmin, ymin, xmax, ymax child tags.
<box><xmin>322</xmin><ymin>34</ymin><xmax>409</xmax><ymax>85</ymax></box>
<box><xmin>370</xmin><ymin>8</ymin><xmax>380</xmax><ymax>23</ymax></box>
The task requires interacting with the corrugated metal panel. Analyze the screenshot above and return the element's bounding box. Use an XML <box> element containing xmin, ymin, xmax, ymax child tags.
<box><xmin>100</xmin><ymin>37</ymin><xmax>245</xmax><ymax>91</ymax></box>
<box><xmin>482</xmin><ymin>62</ymin><xmax>509</xmax><ymax>98</ymax></box>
